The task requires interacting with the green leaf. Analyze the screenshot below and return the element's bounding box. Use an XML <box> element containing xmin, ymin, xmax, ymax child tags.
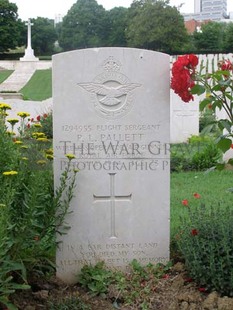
<box><xmin>199</xmin><ymin>98</ymin><xmax>212</xmax><ymax>111</ymax></box>
<box><xmin>225</xmin><ymin>92</ymin><xmax>233</xmax><ymax>100</ymax></box>
<box><xmin>200</xmin><ymin>122</ymin><xmax>217</xmax><ymax>135</ymax></box>
<box><xmin>227</xmin><ymin>158</ymin><xmax>233</xmax><ymax>166</ymax></box>
<box><xmin>212</xmin><ymin>84</ymin><xmax>222</xmax><ymax>92</ymax></box>
<box><xmin>191</xmin><ymin>84</ymin><xmax>206</xmax><ymax>95</ymax></box>
<box><xmin>217</xmin><ymin>138</ymin><xmax>232</xmax><ymax>152</ymax></box>
<box><xmin>212</xmin><ymin>100</ymin><xmax>222</xmax><ymax>110</ymax></box>
<box><xmin>216</xmin><ymin>163</ymin><xmax>225</xmax><ymax>170</ymax></box>
<box><xmin>0</xmin><ymin>297</ymin><xmax>18</xmax><ymax>310</ymax></box>
<box><xmin>218</xmin><ymin>119</ymin><xmax>232</xmax><ymax>133</ymax></box>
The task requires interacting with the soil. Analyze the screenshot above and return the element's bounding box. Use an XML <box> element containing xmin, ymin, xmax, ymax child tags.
<box><xmin>7</xmin><ymin>263</ymin><xmax>233</xmax><ymax>310</ymax></box>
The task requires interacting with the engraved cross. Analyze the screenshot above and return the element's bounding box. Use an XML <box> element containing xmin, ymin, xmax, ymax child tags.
<box><xmin>93</xmin><ymin>173</ymin><xmax>132</xmax><ymax>239</ymax></box>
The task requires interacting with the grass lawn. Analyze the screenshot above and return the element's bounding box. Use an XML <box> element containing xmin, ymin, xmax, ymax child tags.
<box><xmin>170</xmin><ymin>169</ymin><xmax>233</xmax><ymax>238</ymax></box>
<box><xmin>0</xmin><ymin>70</ymin><xmax>14</xmax><ymax>83</ymax></box>
<box><xmin>20</xmin><ymin>69</ymin><xmax>52</xmax><ymax>101</ymax></box>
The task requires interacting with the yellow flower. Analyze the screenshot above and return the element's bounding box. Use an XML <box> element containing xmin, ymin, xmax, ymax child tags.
<box><xmin>0</xmin><ymin>103</ymin><xmax>11</xmax><ymax>110</ymax></box>
<box><xmin>3</xmin><ymin>171</ymin><xmax>18</xmax><ymax>176</ymax></box>
<box><xmin>65</xmin><ymin>153</ymin><xmax>76</xmax><ymax>160</ymax></box>
<box><xmin>14</xmin><ymin>140</ymin><xmax>23</xmax><ymax>144</ymax></box>
<box><xmin>20</xmin><ymin>145</ymin><xmax>28</xmax><ymax>149</ymax></box>
<box><xmin>45</xmin><ymin>148</ymin><xmax>53</xmax><ymax>155</ymax></box>
<box><xmin>17</xmin><ymin>112</ymin><xmax>30</xmax><ymax>118</ymax></box>
<box><xmin>32</xmin><ymin>132</ymin><xmax>46</xmax><ymax>138</ymax></box>
<box><xmin>36</xmin><ymin>137</ymin><xmax>49</xmax><ymax>142</ymax></box>
<box><xmin>33</xmin><ymin>123</ymin><xmax>42</xmax><ymax>128</ymax></box>
<box><xmin>36</xmin><ymin>160</ymin><xmax>47</xmax><ymax>165</ymax></box>
<box><xmin>6</xmin><ymin>131</ymin><xmax>16</xmax><ymax>135</ymax></box>
<box><xmin>45</xmin><ymin>154</ymin><xmax>54</xmax><ymax>160</ymax></box>
<box><xmin>7</xmin><ymin>118</ymin><xmax>19</xmax><ymax>125</ymax></box>
<box><xmin>21</xmin><ymin>157</ymin><xmax>28</xmax><ymax>160</ymax></box>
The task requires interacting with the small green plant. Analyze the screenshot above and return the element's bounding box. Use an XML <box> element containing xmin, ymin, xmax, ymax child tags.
<box><xmin>78</xmin><ymin>260</ymin><xmax>172</xmax><ymax>309</ymax></box>
<box><xmin>0</xmin><ymin>259</ymin><xmax>30</xmax><ymax>310</ymax></box>
<box><xmin>177</xmin><ymin>203</ymin><xmax>233</xmax><ymax>296</ymax></box>
<box><xmin>114</xmin><ymin>260</ymin><xmax>172</xmax><ymax>308</ymax></box>
<box><xmin>78</xmin><ymin>262</ymin><xmax>112</xmax><ymax>296</ymax></box>
<box><xmin>48</xmin><ymin>295</ymin><xmax>91</xmax><ymax>310</ymax></box>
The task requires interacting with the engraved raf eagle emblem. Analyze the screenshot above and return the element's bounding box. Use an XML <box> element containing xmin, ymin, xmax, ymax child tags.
<box><xmin>78</xmin><ymin>83</ymin><xmax>140</xmax><ymax>106</ymax></box>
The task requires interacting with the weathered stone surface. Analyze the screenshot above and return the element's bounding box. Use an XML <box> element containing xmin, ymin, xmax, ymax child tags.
<box><xmin>53</xmin><ymin>48</ymin><xmax>170</xmax><ymax>284</ymax></box>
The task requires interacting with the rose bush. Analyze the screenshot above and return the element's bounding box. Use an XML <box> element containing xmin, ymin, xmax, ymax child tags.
<box><xmin>171</xmin><ymin>54</ymin><xmax>233</xmax><ymax>162</ymax></box>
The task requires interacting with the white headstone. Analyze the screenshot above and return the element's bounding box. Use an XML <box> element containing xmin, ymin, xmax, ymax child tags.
<box><xmin>170</xmin><ymin>91</ymin><xmax>199</xmax><ymax>143</ymax></box>
<box><xmin>53</xmin><ymin>48</ymin><xmax>170</xmax><ymax>284</ymax></box>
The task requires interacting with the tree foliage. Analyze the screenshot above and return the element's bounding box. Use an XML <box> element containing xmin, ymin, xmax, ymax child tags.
<box><xmin>193</xmin><ymin>22</ymin><xmax>226</xmax><ymax>53</ymax></box>
<box><xmin>0</xmin><ymin>0</ymin><xmax>21</xmax><ymax>52</ymax></box>
<box><xmin>126</xmin><ymin>0</ymin><xmax>189</xmax><ymax>53</ymax></box>
<box><xmin>31</xmin><ymin>17</ymin><xmax>57</xmax><ymax>55</ymax></box>
<box><xmin>223</xmin><ymin>22</ymin><xmax>233</xmax><ymax>53</ymax></box>
<box><xmin>59</xmin><ymin>0</ymin><xmax>109</xmax><ymax>51</ymax></box>
<box><xmin>107</xmin><ymin>7</ymin><xmax>128</xmax><ymax>47</ymax></box>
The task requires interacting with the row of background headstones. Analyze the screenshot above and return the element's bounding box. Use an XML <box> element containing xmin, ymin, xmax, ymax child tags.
<box><xmin>1</xmin><ymin>53</ymin><xmax>233</xmax><ymax>143</ymax></box>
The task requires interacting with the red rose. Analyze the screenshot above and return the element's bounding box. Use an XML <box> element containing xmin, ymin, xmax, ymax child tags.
<box><xmin>220</xmin><ymin>59</ymin><xmax>233</xmax><ymax>71</ymax></box>
<box><xmin>193</xmin><ymin>192</ymin><xmax>201</xmax><ymax>199</ymax></box>
<box><xmin>36</xmin><ymin>115</ymin><xmax>41</xmax><ymax>121</ymax></box>
<box><xmin>171</xmin><ymin>54</ymin><xmax>198</xmax><ymax>103</ymax></box>
<box><xmin>188</xmin><ymin>54</ymin><xmax>198</xmax><ymax>67</ymax></box>
<box><xmin>191</xmin><ymin>229</ymin><xmax>198</xmax><ymax>236</ymax></box>
<box><xmin>182</xmin><ymin>199</ymin><xmax>189</xmax><ymax>206</ymax></box>
<box><xmin>198</xmin><ymin>287</ymin><xmax>207</xmax><ymax>292</ymax></box>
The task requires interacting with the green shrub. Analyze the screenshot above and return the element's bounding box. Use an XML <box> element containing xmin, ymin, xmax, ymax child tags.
<box><xmin>0</xmin><ymin>105</ymin><xmax>77</xmax><ymax>308</ymax></box>
<box><xmin>171</xmin><ymin>138</ymin><xmax>221</xmax><ymax>172</ymax></box>
<box><xmin>170</xmin><ymin>151</ymin><xmax>191</xmax><ymax>172</ymax></box>
<box><xmin>177</xmin><ymin>203</ymin><xmax>233</xmax><ymax>296</ymax></box>
<box><xmin>190</xmin><ymin>143</ymin><xmax>221</xmax><ymax>170</ymax></box>
<box><xmin>0</xmin><ymin>124</ymin><xmax>19</xmax><ymax>173</ymax></box>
